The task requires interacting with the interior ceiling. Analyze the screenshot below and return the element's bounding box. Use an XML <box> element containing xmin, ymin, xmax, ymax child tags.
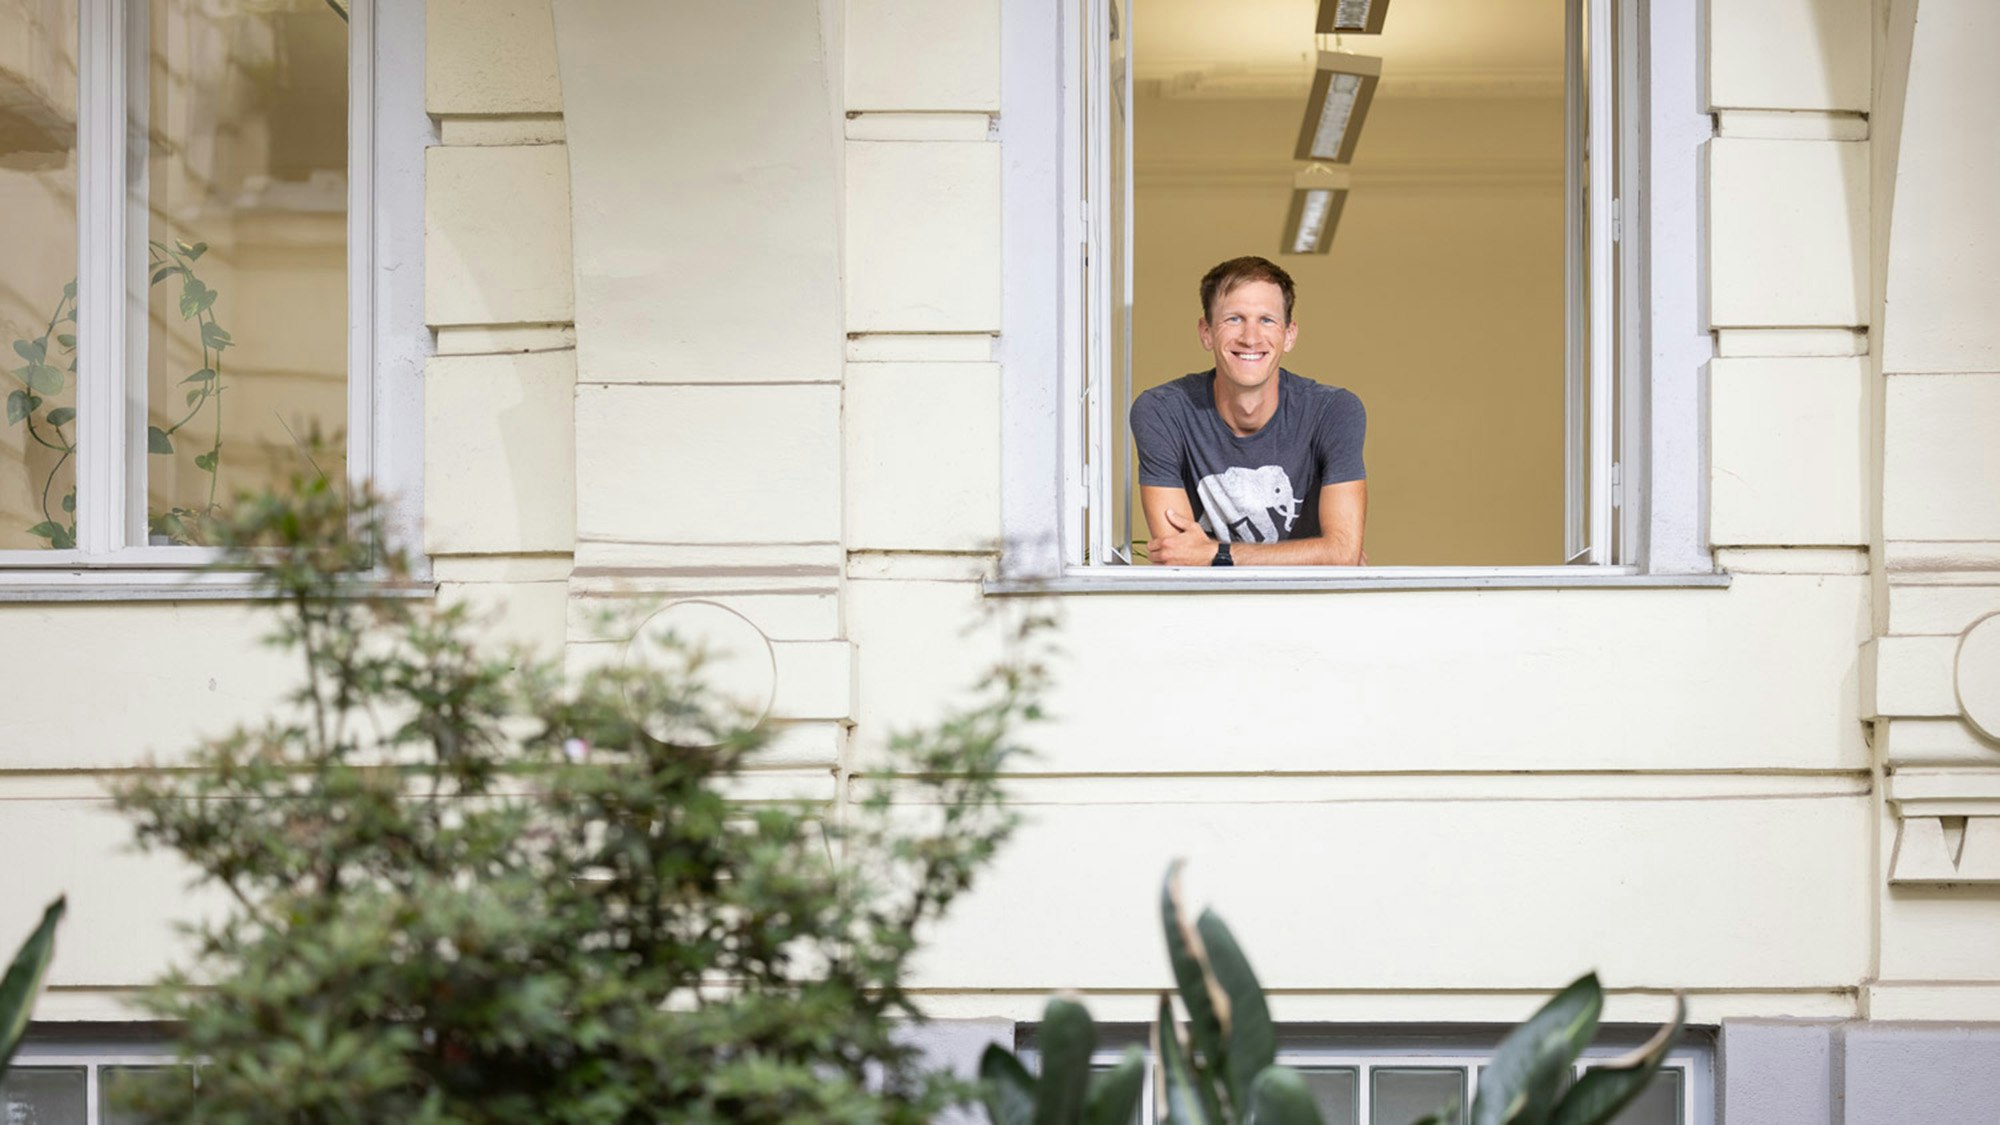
<box><xmin>1132</xmin><ymin>0</ymin><xmax>1566</xmax><ymax>99</ymax></box>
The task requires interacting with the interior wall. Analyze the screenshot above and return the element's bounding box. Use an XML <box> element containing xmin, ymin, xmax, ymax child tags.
<box><xmin>1132</xmin><ymin>91</ymin><xmax>1567</xmax><ymax>566</ymax></box>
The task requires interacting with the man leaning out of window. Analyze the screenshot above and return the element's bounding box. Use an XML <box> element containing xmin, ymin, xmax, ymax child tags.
<box><xmin>1130</xmin><ymin>256</ymin><xmax>1368</xmax><ymax>567</ymax></box>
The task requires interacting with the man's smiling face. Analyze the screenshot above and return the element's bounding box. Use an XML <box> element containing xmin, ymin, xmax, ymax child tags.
<box><xmin>1198</xmin><ymin>279</ymin><xmax>1299</xmax><ymax>392</ymax></box>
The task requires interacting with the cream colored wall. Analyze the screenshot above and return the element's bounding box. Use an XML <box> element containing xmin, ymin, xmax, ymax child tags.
<box><xmin>829</xmin><ymin>0</ymin><xmax>1882</xmax><ymax>1026</ymax></box>
<box><xmin>1132</xmin><ymin>93</ymin><xmax>1566</xmax><ymax>566</ymax></box>
<box><xmin>1863</xmin><ymin>0</ymin><xmax>2000</xmax><ymax>1022</ymax></box>
<box><xmin>16</xmin><ymin>0</ymin><xmax>1982</xmax><ymax>1037</ymax></box>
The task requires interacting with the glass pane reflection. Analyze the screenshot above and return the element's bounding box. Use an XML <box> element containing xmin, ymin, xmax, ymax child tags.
<box><xmin>1603</xmin><ymin>1067</ymin><xmax>1682</xmax><ymax>1125</ymax></box>
<box><xmin>142</xmin><ymin>0</ymin><xmax>349</xmax><ymax>544</ymax></box>
<box><xmin>0</xmin><ymin>0</ymin><xmax>80</xmax><ymax>550</ymax></box>
<box><xmin>102</xmin><ymin>1064</ymin><xmax>198</xmax><ymax>1124</ymax></box>
<box><xmin>1371</xmin><ymin>1067</ymin><xmax>1464</xmax><ymax>1125</ymax></box>
<box><xmin>1298</xmin><ymin>1066</ymin><xmax>1359</xmax><ymax>1125</ymax></box>
<box><xmin>0</xmin><ymin>1066</ymin><xmax>88</xmax><ymax>1125</ymax></box>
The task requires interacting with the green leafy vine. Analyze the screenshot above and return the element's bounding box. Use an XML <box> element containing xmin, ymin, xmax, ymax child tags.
<box><xmin>4</xmin><ymin>238</ymin><xmax>233</xmax><ymax>548</ymax></box>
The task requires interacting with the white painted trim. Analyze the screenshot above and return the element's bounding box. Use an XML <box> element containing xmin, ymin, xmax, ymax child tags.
<box><xmin>1639</xmin><ymin>0</ymin><xmax>1715</xmax><ymax>574</ymax></box>
<box><xmin>999</xmin><ymin>0</ymin><xmax>1067</xmax><ymax>580</ymax></box>
<box><xmin>1563</xmin><ymin>0</ymin><xmax>1587</xmax><ymax>563</ymax></box>
<box><xmin>984</xmin><ymin>566</ymin><xmax>1731</xmax><ymax>595</ymax></box>
<box><xmin>1058</xmin><ymin>0</ymin><xmax>1088</xmax><ymax>568</ymax></box>
<box><xmin>73</xmin><ymin>0</ymin><xmax>128</xmax><ymax>556</ymax></box>
<box><xmin>368</xmin><ymin>0</ymin><xmax>435</xmax><ymax>579</ymax></box>
<box><xmin>1586</xmin><ymin>0</ymin><xmax>1616</xmax><ymax>565</ymax></box>
<box><xmin>348</xmin><ymin>0</ymin><xmax>377</xmax><ymax>523</ymax></box>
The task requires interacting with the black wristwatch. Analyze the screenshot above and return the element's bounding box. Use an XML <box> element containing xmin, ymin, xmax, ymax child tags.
<box><xmin>1211</xmin><ymin>541</ymin><xmax>1233</xmax><ymax>567</ymax></box>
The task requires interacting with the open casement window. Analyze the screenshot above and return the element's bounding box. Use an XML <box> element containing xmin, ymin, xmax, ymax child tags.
<box><xmin>0</xmin><ymin>0</ymin><xmax>418</xmax><ymax>590</ymax></box>
<box><xmin>1076</xmin><ymin>0</ymin><xmax>1137</xmax><ymax>567</ymax></box>
<box><xmin>1062</xmin><ymin>0</ymin><xmax>1647</xmax><ymax>576</ymax></box>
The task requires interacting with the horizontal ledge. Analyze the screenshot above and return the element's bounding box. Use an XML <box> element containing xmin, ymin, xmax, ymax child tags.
<box><xmin>1713</xmin><ymin>109</ymin><xmax>1869</xmax><ymax>141</ymax></box>
<box><xmin>0</xmin><ymin>578</ymin><xmax>436</xmax><ymax>604</ymax></box>
<box><xmin>985</xmin><ymin>568</ymin><xmax>1732</xmax><ymax>595</ymax></box>
<box><xmin>914</xmin><ymin>988</ymin><xmax>1856</xmax><ymax>1025</ymax></box>
<box><xmin>845</xmin><ymin>111</ymin><xmax>994</xmax><ymax>141</ymax></box>
<box><xmin>860</xmin><ymin>772</ymin><xmax>1871</xmax><ymax>805</ymax></box>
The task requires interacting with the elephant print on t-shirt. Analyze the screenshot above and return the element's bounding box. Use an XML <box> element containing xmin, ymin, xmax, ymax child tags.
<box><xmin>1195</xmin><ymin>464</ymin><xmax>1301</xmax><ymax>544</ymax></box>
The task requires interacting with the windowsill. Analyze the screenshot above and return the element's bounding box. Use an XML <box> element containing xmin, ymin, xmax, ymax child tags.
<box><xmin>984</xmin><ymin>564</ymin><xmax>1733</xmax><ymax>596</ymax></box>
<box><xmin>0</xmin><ymin>568</ymin><xmax>436</xmax><ymax>603</ymax></box>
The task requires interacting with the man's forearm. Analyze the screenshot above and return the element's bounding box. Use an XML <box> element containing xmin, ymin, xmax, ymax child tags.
<box><xmin>1230</xmin><ymin>534</ymin><xmax>1362</xmax><ymax>566</ymax></box>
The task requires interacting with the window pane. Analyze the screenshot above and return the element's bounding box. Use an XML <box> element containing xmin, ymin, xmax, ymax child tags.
<box><xmin>0</xmin><ymin>1066</ymin><xmax>88</xmax><ymax>1125</ymax></box>
<box><xmin>1298</xmin><ymin>1066</ymin><xmax>1359</xmax><ymax>1125</ymax></box>
<box><xmin>0</xmin><ymin>0</ymin><xmax>80</xmax><ymax>550</ymax></box>
<box><xmin>1603</xmin><ymin>1067</ymin><xmax>1682</xmax><ymax>1125</ymax></box>
<box><xmin>141</xmin><ymin>0</ymin><xmax>348</xmax><ymax>545</ymax></box>
<box><xmin>1371</xmin><ymin>1067</ymin><xmax>1464</xmax><ymax>1125</ymax></box>
<box><xmin>101</xmin><ymin>1064</ymin><xmax>197</xmax><ymax>1124</ymax></box>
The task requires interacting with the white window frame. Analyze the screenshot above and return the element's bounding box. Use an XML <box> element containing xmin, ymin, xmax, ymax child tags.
<box><xmin>996</xmin><ymin>0</ymin><xmax>1719</xmax><ymax>592</ymax></box>
<box><xmin>0</xmin><ymin>0</ymin><xmax>430</xmax><ymax>599</ymax></box>
<box><xmin>6</xmin><ymin>1037</ymin><xmax>187</xmax><ymax>1121</ymax></box>
<box><xmin>1019</xmin><ymin>1030</ymin><xmax>1714</xmax><ymax>1125</ymax></box>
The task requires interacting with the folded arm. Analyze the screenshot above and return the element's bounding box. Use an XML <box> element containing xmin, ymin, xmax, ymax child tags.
<box><xmin>1140</xmin><ymin>481</ymin><xmax>1367</xmax><ymax>567</ymax></box>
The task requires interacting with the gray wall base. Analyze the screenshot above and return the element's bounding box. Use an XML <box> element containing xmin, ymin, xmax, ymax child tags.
<box><xmin>1721</xmin><ymin>1019</ymin><xmax>2000</xmax><ymax>1123</ymax></box>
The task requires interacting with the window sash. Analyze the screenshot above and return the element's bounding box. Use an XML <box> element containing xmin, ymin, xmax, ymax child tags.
<box><xmin>5</xmin><ymin>1048</ymin><xmax>187</xmax><ymax>1124</ymax></box>
<box><xmin>0</xmin><ymin>0</ymin><xmax>377</xmax><ymax>569</ymax></box>
<box><xmin>1068</xmin><ymin>0</ymin><xmax>1630</xmax><ymax>573</ymax></box>
<box><xmin>1088</xmin><ymin>1048</ymin><xmax>1696</xmax><ymax>1120</ymax></box>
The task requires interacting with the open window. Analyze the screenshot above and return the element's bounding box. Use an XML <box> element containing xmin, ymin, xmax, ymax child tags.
<box><xmin>0</xmin><ymin>0</ymin><xmax>423</xmax><ymax>593</ymax></box>
<box><xmin>1054</xmin><ymin>0</ymin><xmax>1655</xmax><ymax>576</ymax></box>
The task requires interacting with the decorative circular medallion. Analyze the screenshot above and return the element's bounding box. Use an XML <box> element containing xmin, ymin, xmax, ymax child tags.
<box><xmin>621</xmin><ymin>600</ymin><xmax>777</xmax><ymax>742</ymax></box>
<box><xmin>1958</xmin><ymin>612</ymin><xmax>2000</xmax><ymax>741</ymax></box>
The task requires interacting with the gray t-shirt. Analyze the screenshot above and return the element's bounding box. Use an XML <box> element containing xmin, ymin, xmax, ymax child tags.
<box><xmin>1131</xmin><ymin>369</ymin><xmax>1366</xmax><ymax>544</ymax></box>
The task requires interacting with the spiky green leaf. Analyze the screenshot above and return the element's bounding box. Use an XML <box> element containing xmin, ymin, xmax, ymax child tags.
<box><xmin>1086</xmin><ymin>1047</ymin><xmax>1146</xmax><ymax>1125</ymax></box>
<box><xmin>1549</xmin><ymin>997</ymin><xmax>1684</xmax><ymax>1125</ymax></box>
<box><xmin>0</xmin><ymin>896</ymin><xmax>65</xmax><ymax>1072</ymax></box>
<box><xmin>1471</xmin><ymin>974</ymin><xmax>1603</xmax><ymax>1125</ymax></box>
<box><xmin>1244</xmin><ymin>1065</ymin><xmax>1327</xmax><ymax>1125</ymax></box>
<box><xmin>1196</xmin><ymin>907</ymin><xmax>1275</xmax><ymax>1114</ymax></box>
<box><xmin>1155</xmin><ymin>994</ymin><xmax>1212</xmax><ymax>1125</ymax></box>
<box><xmin>1161</xmin><ymin>862</ymin><xmax>1229</xmax><ymax>1119</ymax></box>
<box><xmin>979</xmin><ymin>1044</ymin><xmax>1037</xmax><ymax>1125</ymax></box>
<box><xmin>1037</xmin><ymin>997</ymin><xmax>1096</xmax><ymax>1125</ymax></box>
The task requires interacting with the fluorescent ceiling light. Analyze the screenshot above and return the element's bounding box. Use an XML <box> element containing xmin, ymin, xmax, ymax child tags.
<box><xmin>1293</xmin><ymin>51</ymin><xmax>1382</xmax><ymax>164</ymax></box>
<box><xmin>1316</xmin><ymin>0</ymin><xmax>1391</xmax><ymax>35</ymax></box>
<box><xmin>1281</xmin><ymin>167</ymin><xmax>1351</xmax><ymax>256</ymax></box>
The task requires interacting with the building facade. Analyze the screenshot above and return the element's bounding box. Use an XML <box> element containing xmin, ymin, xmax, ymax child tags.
<box><xmin>4</xmin><ymin>0</ymin><xmax>2000</xmax><ymax>1120</ymax></box>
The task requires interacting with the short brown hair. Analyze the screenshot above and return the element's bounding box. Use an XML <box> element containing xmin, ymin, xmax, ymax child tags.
<box><xmin>1200</xmin><ymin>256</ymin><xmax>1297</xmax><ymax>324</ymax></box>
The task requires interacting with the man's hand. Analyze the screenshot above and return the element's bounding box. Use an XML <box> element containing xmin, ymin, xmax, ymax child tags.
<box><xmin>1147</xmin><ymin>506</ymin><xmax>1221</xmax><ymax>566</ymax></box>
